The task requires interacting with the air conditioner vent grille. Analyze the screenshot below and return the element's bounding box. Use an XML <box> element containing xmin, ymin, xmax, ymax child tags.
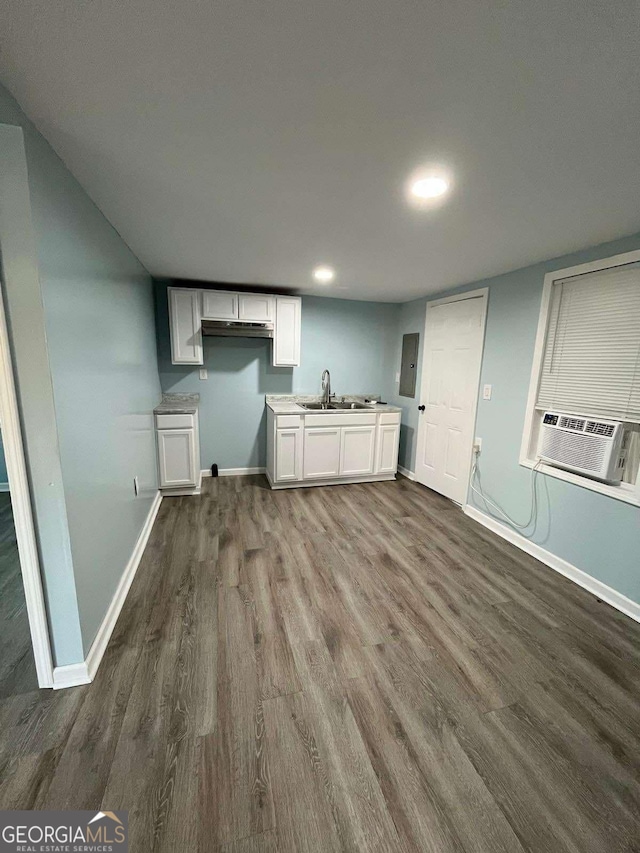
<box><xmin>585</xmin><ymin>421</ymin><xmax>615</xmax><ymax>437</ymax></box>
<box><xmin>541</xmin><ymin>429</ymin><xmax>608</xmax><ymax>472</ymax></box>
<box><xmin>538</xmin><ymin>410</ymin><xmax>623</xmax><ymax>483</ymax></box>
<box><xmin>559</xmin><ymin>416</ymin><xmax>586</xmax><ymax>432</ymax></box>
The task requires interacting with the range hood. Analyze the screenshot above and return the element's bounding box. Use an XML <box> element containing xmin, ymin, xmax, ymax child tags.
<box><xmin>201</xmin><ymin>319</ymin><xmax>274</xmax><ymax>338</ymax></box>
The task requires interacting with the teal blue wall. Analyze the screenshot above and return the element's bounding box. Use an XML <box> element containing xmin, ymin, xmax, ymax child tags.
<box><xmin>394</xmin><ymin>233</ymin><xmax>640</xmax><ymax>605</ymax></box>
<box><xmin>156</xmin><ymin>283</ymin><xmax>400</xmax><ymax>469</ymax></box>
<box><xmin>0</xmin><ymin>85</ymin><xmax>161</xmax><ymax>660</ymax></box>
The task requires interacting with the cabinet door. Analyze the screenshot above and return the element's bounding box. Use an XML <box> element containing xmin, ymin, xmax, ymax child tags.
<box><xmin>303</xmin><ymin>428</ymin><xmax>341</xmax><ymax>479</ymax></box>
<box><xmin>169</xmin><ymin>288</ymin><xmax>203</xmax><ymax>364</ymax></box>
<box><xmin>158</xmin><ymin>429</ymin><xmax>197</xmax><ymax>487</ymax></box>
<box><xmin>201</xmin><ymin>290</ymin><xmax>239</xmax><ymax>320</ymax></box>
<box><xmin>340</xmin><ymin>426</ymin><xmax>376</xmax><ymax>476</ymax></box>
<box><xmin>275</xmin><ymin>428</ymin><xmax>302</xmax><ymax>482</ymax></box>
<box><xmin>239</xmin><ymin>293</ymin><xmax>274</xmax><ymax>322</ymax></box>
<box><xmin>273</xmin><ymin>296</ymin><xmax>301</xmax><ymax>367</ymax></box>
<box><xmin>375</xmin><ymin>424</ymin><xmax>400</xmax><ymax>474</ymax></box>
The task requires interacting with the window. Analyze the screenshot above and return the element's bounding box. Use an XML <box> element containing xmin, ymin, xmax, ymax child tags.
<box><xmin>521</xmin><ymin>250</ymin><xmax>640</xmax><ymax>505</ymax></box>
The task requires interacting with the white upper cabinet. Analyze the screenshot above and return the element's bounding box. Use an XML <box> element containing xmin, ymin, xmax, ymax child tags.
<box><xmin>239</xmin><ymin>294</ymin><xmax>274</xmax><ymax>322</ymax></box>
<box><xmin>168</xmin><ymin>287</ymin><xmax>203</xmax><ymax>365</ymax></box>
<box><xmin>201</xmin><ymin>290</ymin><xmax>239</xmax><ymax>320</ymax></box>
<box><xmin>168</xmin><ymin>287</ymin><xmax>300</xmax><ymax>367</ymax></box>
<box><xmin>274</xmin><ymin>296</ymin><xmax>301</xmax><ymax>367</ymax></box>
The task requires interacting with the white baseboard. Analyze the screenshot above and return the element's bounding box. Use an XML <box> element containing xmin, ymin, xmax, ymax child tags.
<box><xmin>397</xmin><ymin>465</ymin><xmax>416</xmax><ymax>481</ymax></box>
<box><xmin>463</xmin><ymin>504</ymin><xmax>640</xmax><ymax>624</ymax></box>
<box><xmin>266</xmin><ymin>471</ymin><xmax>396</xmax><ymax>490</ymax></box>
<box><xmin>52</xmin><ymin>661</ymin><xmax>91</xmax><ymax>689</ymax></box>
<box><xmin>201</xmin><ymin>467</ymin><xmax>266</xmax><ymax>478</ymax></box>
<box><xmin>0</xmin><ymin>482</ymin><xmax>9</xmax><ymax>492</ymax></box>
<box><xmin>52</xmin><ymin>490</ymin><xmax>163</xmax><ymax>690</ymax></box>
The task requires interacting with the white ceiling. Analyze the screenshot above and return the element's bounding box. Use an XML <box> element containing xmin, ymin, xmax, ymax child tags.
<box><xmin>1</xmin><ymin>0</ymin><xmax>639</xmax><ymax>302</ymax></box>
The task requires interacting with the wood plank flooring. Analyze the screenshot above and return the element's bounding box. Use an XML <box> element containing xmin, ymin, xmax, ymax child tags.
<box><xmin>0</xmin><ymin>491</ymin><xmax>38</xmax><ymax>698</ymax></box>
<box><xmin>1</xmin><ymin>474</ymin><xmax>639</xmax><ymax>852</ymax></box>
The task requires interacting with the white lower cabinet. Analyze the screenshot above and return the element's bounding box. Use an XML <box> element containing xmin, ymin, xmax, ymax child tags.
<box><xmin>303</xmin><ymin>428</ymin><xmax>341</xmax><ymax>479</ymax></box>
<box><xmin>267</xmin><ymin>407</ymin><xmax>401</xmax><ymax>488</ymax></box>
<box><xmin>158</xmin><ymin>428</ymin><xmax>197</xmax><ymax>488</ymax></box>
<box><xmin>376</xmin><ymin>423</ymin><xmax>401</xmax><ymax>474</ymax></box>
<box><xmin>156</xmin><ymin>410</ymin><xmax>201</xmax><ymax>494</ymax></box>
<box><xmin>340</xmin><ymin>425</ymin><xmax>376</xmax><ymax>475</ymax></box>
<box><xmin>275</xmin><ymin>428</ymin><xmax>302</xmax><ymax>482</ymax></box>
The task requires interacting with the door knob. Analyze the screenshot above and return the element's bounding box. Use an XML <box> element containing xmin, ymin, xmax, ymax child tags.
<box><xmin>418</xmin><ymin>405</ymin><xmax>425</xmax><ymax>411</ymax></box>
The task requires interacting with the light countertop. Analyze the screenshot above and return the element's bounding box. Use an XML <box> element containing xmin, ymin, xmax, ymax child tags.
<box><xmin>266</xmin><ymin>394</ymin><xmax>402</xmax><ymax>415</ymax></box>
<box><xmin>154</xmin><ymin>392</ymin><xmax>200</xmax><ymax>414</ymax></box>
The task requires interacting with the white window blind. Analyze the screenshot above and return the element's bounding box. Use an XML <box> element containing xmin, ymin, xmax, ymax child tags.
<box><xmin>536</xmin><ymin>264</ymin><xmax>640</xmax><ymax>423</ymax></box>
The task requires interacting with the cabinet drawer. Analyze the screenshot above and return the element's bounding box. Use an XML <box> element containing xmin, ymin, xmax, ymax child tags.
<box><xmin>304</xmin><ymin>412</ymin><xmax>377</xmax><ymax>427</ymax></box>
<box><xmin>379</xmin><ymin>412</ymin><xmax>401</xmax><ymax>425</ymax></box>
<box><xmin>155</xmin><ymin>413</ymin><xmax>194</xmax><ymax>430</ymax></box>
<box><xmin>276</xmin><ymin>415</ymin><xmax>302</xmax><ymax>429</ymax></box>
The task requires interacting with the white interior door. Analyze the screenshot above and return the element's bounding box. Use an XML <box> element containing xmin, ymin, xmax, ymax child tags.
<box><xmin>415</xmin><ymin>293</ymin><xmax>486</xmax><ymax>503</ymax></box>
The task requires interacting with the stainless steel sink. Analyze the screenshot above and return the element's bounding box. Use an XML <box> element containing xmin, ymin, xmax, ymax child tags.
<box><xmin>300</xmin><ymin>401</ymin><xmax>369</xmax><ymax>411</ymax></box>
<box><xmin>328</xmin><ymin>401</ymin><xmax>369</xmax><ymax>410</ymax></box>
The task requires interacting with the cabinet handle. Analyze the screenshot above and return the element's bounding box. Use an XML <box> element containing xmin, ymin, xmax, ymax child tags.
<box><xmin>418</xmin><ymin>405</ymin><xmax>425</xmax><ymax>411</ymax></box>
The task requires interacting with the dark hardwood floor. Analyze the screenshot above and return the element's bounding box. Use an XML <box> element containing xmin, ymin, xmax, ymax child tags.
<box><xmin>1</xmin><ymin>474</ymin><xmax>639</xmax><ymax>851</ymax></box>
<box><xmin>0</xmin><ymin>491</ymin><xmax>38</xmax><ymax>699</ymax></box>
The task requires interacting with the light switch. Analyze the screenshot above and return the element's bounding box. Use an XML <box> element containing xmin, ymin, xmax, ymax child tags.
<box><xmin>199</xmin><ymin>369</ymin><xmax>208</xmax><ymax>380</ymax></box>
<box><xmin>482</xmin><ymin>384</ymin><xmax>492</xmax><ymax>400</ymax></box>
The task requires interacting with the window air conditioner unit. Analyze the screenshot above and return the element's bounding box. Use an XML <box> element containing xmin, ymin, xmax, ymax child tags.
<box><xmin>538</xmin><ymin>412</ymin><xmax>625</xmax><ymax>484</ymax></box>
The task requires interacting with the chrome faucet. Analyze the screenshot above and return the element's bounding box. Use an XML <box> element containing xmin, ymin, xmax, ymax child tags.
<box><xmin>321</xmin><ymin>369</ymin><xmax>332</xmax><ymax>407</ymax></box>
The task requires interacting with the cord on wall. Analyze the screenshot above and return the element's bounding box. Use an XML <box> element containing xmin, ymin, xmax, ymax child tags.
<box><xmin>469</xmin><ymin>450</ymin><xmax>541</xmax><ymax>531</ymax></box>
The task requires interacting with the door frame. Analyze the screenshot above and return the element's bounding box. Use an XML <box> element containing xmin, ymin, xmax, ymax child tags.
<box><xmin>416</xmin><ymin>287</ymin><xmax>489</xmax><ymax>502</ymax></box>
<box><xmin>0</xmin><ymin>281</ymin><xmax>55</xmax><ymax>687</ymax></box>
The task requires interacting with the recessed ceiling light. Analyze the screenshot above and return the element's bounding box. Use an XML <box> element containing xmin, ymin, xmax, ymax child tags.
<box><xmin>406</xmin><ymin>165</ymin><xmax>453</xmax><ymax>208</ymax></box>
<box><xmin>313</xmin><ymin>265</ymin><xmax>335</xmax><ymax>284</ymax></box>
<box><xmin>410</xmin><ymin>176</ymin><xmax>449</xmax><ymax>199</ymax></box>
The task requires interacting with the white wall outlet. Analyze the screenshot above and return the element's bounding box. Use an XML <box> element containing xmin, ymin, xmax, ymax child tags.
<box><xmin>395</xmin><ymin>372</ymin><xmax>400</xmax><ymax>383</ymax></box>
<box><xmin>473</xmin><ymin>437</ymin><xmax>482</xmax><ymax>454</ymax></box>
<box><xmin>133</xmin><ymin>476</ymin><xmax>139</xmax><ymax>496</ymax></box>
<box><xmin>482</xmin><ymin>384</ymin><xmax>492</xmax><ymax>400</ymax></box>
<box><xmin>199</xmin><ymin>368</ymin><xmax>208</xmax><ymax>380</ymax></box>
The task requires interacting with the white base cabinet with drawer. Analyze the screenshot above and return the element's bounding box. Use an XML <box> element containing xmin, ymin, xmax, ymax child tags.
<box><xmin>155</xmin><ymin>412</ymin><xmax>202</xmax><ymax>496</ymax></box>
<box><xmin>266</xmin><ymin>408</ymin><xmax>400</xmax><ymax>489</ymax></box>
